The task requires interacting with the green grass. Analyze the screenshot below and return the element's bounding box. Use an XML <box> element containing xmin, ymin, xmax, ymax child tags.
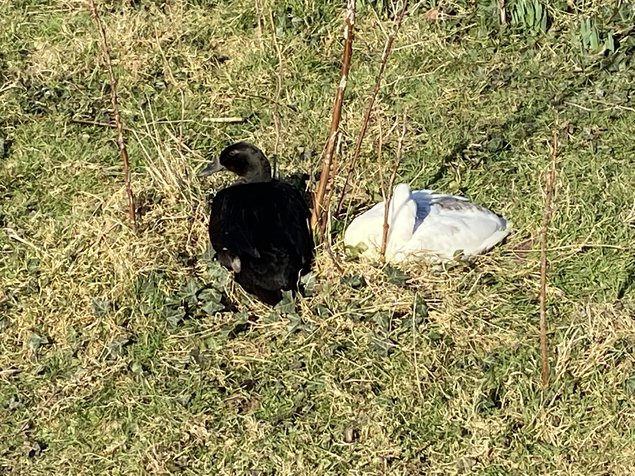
<box><xmin>1</xmin><ymin>0</ymin><xmax>635</xmax><ymax>474</ymax></box>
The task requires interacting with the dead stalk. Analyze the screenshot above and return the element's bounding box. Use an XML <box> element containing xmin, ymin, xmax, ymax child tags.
<box><xmin>376</xmin><ymin>119</ymin><xmax>387</xmax><ymax>253</ymax></box>
<box><xmin>89</xmin><ymin>0</ymin><xmax>136</xmax><ymax>229</ymax></box>
<box><xmin>380</xmin><ymin>114</ymin><xmax>407</xmax><ymax>260</ymax></box>
<box><xmin>312</xmin><ymin>0</ymin><xmax>356</xmax><ymax>239</ymax></box>
<box><xmin>254</xmin><ymin>0</ymin><xmax>264</xmax><ymax>49</ymax></box>
<box><xmin>268</xmin><ymin>10</ymin><xmax>284</xmax><ymax>156</ymax></box>
<box><xmin>204</xmin><ymin>116</ymin><xmax>248</xmax><ymax>123</ymax></box>
<box><xmin>499</xmin><ymin>0</ymin><xmax>506</xmax><ymax>25</ymax></box>
<box><xmin>539</xmin><ymin>130</ymin><xmax>558</xmax><ymax>387</ymax></box>
<box><xmin>336</xmin><ymin>0</ymin><xmax>409</xmax><ymax>215</ymax></box>
<box><xmin>322</xmin><ymin>131</ymin><xmax>343</xmax><ymax>225</ymax></box>
<box><xmin>70</xmin><ymin>118</ymin><xmax>116</xmax><ymax>129</ymax></box>
<box><xmin>377</xmin><ymin>118</ymin><xmax>385</xmax><ymax>201</ymax></box>
<box><xmin>321</xmin><ymin>132</ymin><xmax>345</xmax><ymax>272</ymax></box>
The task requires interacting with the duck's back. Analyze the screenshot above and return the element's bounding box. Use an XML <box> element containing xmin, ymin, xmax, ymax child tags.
<box><xmin>209</xmin><ymin>180</ymin><xmax>313</xmax><ymax>303</ymax></box>
<box><xmin>402</xmin><ymin>191</ymin><xmax>509</xmax><ymax>260</ymax></box>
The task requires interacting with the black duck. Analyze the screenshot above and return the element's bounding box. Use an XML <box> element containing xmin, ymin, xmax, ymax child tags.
<box><xmin>200</xmin><ymin>142</ymin><xmax>314</xmax><ymax>305</ymax></box>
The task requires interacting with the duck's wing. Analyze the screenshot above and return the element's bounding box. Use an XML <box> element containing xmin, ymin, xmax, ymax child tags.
<box><xmin>210</xmin><ymin>182</ymin><xmax>314</xmax><ymax>274</ymax></box>
<box><xmin>270</xmin><ymin>181</ymin><xmax>314</xmax><ymax>272</ymax></box>
<box><xmin>343</xmin><ymin>201</ymin><xmax>386</xmax><ymax>251</ymax></box>
<box><xmin>404</xmin><ymin>192</ymin><xmax>510</xmax><ymax>260</ymax></box>
<box><xmin>343</xmin><ymin>184</ymin><xmax>418</xmax><ymax>259</ymax></box>
<box><xmin>210</xmin><ymin>188</ymin><xmax>261</xmax><ymax>260</ymax></box>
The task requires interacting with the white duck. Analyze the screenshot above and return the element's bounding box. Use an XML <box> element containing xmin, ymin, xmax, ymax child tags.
<box><xmin>344</xmin><ymin>183</ymin><xmax>510</xmax><ymax>262</ymax></box>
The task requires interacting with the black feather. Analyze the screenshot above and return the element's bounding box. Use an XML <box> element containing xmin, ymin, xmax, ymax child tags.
<box><xmin>203</xmin><ymin>143</ymin><xmax>314</xmax><ymax>305</ymax></box>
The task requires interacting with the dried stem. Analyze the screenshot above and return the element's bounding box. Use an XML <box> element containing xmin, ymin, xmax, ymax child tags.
<box><xmin>376</xmin><ymin>119</ymin><xmax>388</xmax><ymax>255</ymax></box>
<box><xmin>204</xmin><ymin>116</ymin><xmax>248</xmax><ymax>123</ymax></box>
<box><xmin>539</xmin><ymin>130</ymin><xmax>558</xmax><ymax>387</ymax></box>
<box><xmin>71</xmin><ymin>118</ymin><xmax>117</xmax><ymax>129</ymax></box>
<box><xmin>377</xmin><ymin>119</ymin><xmax>385</xmax><ymax>201</ymax></box>
<box><xmin>254</xmin><ymin>0</ymin><xmax>264</xmax><ymax>49</ymax></box>
<box><xmin>412</xmin><ymin>293</ymin><xmax>425</xmax><ymax>402</ymax></box>
<box><xmin>268</xmin><ymin>10</ymin><xmax>284</xmax><ymax>156</ymax></box>
<box><xmin>321</xmin><ymin>132</ymin><xmax>345</xmax><ymax>272</ymax></box>
<box><xmin>336</xmin><ymin>0</ymin><xmax>409</xmax><ymax>215</ymax></box>
<box><xmin>89</xmin><ymin>0</ymin><xmax>136</xmax><ymax>229</ymax></box>
<box><xmin>325</xmin><ymin>237</ymin><xmax>344</xmax><ymax>274</ymax></box>
<box><xmin>312</xmin><ymin>0</ymin><xmax>356</xmax><ymax>239</ymax></box>
<box><xmin>380</xmin><ymin>114</ymin><xmax>407</xmax><ymax>260</ymax></box>
<box><xmin>499</xmin><ymin>0</ymin><xmax>506</xmax><ymax>25</ymax></box>
<box><xmin>321</xmin><ymin>131</ymin><xmax>342</xmax><ymax>231</ymax></box>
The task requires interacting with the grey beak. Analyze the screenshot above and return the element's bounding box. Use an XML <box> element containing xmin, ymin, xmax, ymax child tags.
<box><xmin>198</xmin><ymin>160</ymin><xmax>225</xmax><ymax>177</ymax></box>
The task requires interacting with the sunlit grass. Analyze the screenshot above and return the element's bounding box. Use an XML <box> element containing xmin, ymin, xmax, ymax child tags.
<box><xmin>1</xmin><ymin>0</ymin><xmax>634</xmax><ymax>474</ymax></box>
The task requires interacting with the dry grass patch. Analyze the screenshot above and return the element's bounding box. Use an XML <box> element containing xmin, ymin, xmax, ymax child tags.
<box><xmin>1</xmin><ymin>0</ymin><xmax>634</xmax><ymax>474</ymax></box>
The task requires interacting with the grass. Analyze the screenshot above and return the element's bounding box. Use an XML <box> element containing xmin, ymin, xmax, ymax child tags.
<box><xmin>1</xmin><ymin>0</ymin><xmax>635</xmax><ymax>474</ymax></box>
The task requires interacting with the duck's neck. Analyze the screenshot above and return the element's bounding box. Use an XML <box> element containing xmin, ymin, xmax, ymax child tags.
<box><xmin>387</xmin><ymin>184</ymin><xmax>416</xmax><ymax>245</ymax></box>
<box><xmin>237</xmin><ymin>160</ymin><xmax>272</xmax><ymax>184</ymax></box>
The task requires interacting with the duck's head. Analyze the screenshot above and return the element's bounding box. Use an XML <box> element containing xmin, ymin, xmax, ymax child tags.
<box><xmin>199</xmin><ymin>142</ymin><xmax>272</xmax><ymax>183</ymax></box>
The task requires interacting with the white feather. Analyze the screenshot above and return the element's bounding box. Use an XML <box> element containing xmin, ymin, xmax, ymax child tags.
<box><xmin>344</xmin><ymin>183</ymin><xmax>511</xmax><ymax>262</ymax></box>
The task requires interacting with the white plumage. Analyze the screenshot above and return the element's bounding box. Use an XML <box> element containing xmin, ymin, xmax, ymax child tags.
<box><xmin>344</xmin><ymin>183</ymin><xmax>511</xmax><ymax>262</ymax></box>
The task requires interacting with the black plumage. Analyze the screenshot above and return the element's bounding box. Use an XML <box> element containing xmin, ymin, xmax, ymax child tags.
<box><xmin>200</xmin><ymin>142</ymin><xmax>314</xmax><ymax>305</ymax></box>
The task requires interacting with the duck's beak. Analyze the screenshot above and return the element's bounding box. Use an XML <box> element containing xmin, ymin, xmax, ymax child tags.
<box><xmin>198</xmin><ymin>160</ymin><xmax>225</xmax><ymax>177</ymax></box>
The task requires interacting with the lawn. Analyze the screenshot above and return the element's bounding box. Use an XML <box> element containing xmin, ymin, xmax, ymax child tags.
<box><xmin>1</xmin><ymin>0</ymin><xmax>634</xmax><ymax>474</ymax></box>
